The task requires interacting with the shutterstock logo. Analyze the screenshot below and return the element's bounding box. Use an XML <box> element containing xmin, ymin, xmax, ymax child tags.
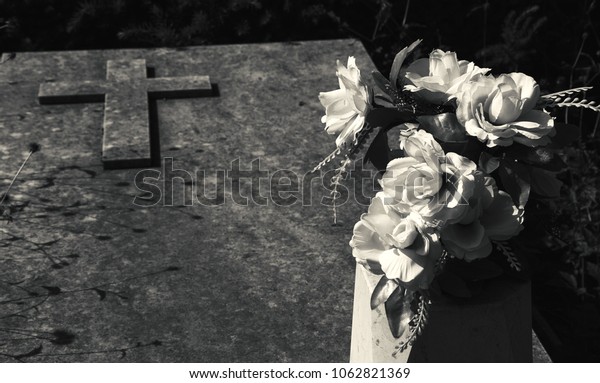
<box><xmin>132</xmin><ymin>157</ymin><xmax>377</xmax><ymax>207</ymax></box>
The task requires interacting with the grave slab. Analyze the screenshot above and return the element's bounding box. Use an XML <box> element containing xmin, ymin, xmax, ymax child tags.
<box><xmin>0</xmin><ymin>39</ymin><xmax>375</xmax><ymax>362</ymax></box>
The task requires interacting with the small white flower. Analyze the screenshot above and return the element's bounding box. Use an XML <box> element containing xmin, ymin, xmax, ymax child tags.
<box><xmin>319</xmin><ymin>57</ymin><xmax>370</xmax><ymax>148</ymax></box>
<box><xmin>404</xmin><ymin>49</ymin><xmax>489</xmax><ymax>104</ymax></box>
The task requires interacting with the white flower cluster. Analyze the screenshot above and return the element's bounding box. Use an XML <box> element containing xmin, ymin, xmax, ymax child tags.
<box><xmin>317</xmin><ymin>41</ymin><xmax>556</xmax><ymax>290</ymax></box>
<box><xmin>316</xmin><ymin>39</ymin><xmax>600</xmax><ymax>346</ymax></box>
<box><xmin>350</xmin><ymin>130</ymin><xmax>523</xmax><ymax>289</ymax></box>
<box><xmin>319</xmin><ymin>46</ymin><xmax>554</xmax><ymax>151</ymax></box>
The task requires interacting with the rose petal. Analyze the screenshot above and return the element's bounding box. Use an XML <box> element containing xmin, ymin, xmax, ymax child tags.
<box><xmin>509</xmin><ymin>72</ymin><xmax>540</xmax><ymax>113</ymax></box>
<box><xmin>442</xmin><ymin>221</ymin><xmax>486</xmax><ymax>250</ymax></box>
<box><xmin>318</xmin><ymin>89</ymin><xmax>346</xmax><ymax>107</ymax></box>
<box><xmin>440</xmin><ymin>51</ymin><xmax>460</xmax><ymax>79</ymax></box>
<box><xmin>404</xmin><ymin>58</ymin><xmax>431</xmax><ymax>78</ymax></box>
<box><xmin>513</xmin><ymin>135</ymin><xmax>551</xmax><ymax>147</ymax></box>
<box><xmin>379</xmin><ymin>248</ymin><xmax>426</xmax><ymax>283</ymax></box>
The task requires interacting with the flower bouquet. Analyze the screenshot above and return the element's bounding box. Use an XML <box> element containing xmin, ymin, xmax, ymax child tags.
<box><xmin>314</xmin><ymin>40</ymin><xmax>600</xmax><ymax>356</ymax></box>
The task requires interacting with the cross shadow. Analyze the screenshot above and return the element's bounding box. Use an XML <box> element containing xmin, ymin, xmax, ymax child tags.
<box><xmin>146</xmin><ymin>66</ymin><xmax>218</xmax><ymax>168</ymax></box>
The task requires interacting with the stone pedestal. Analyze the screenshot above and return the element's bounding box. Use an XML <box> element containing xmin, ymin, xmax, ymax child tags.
<box><xmin>350</xmin><ymin>264</ymin><xmax>533</xmax><ymax>362</ymax></box>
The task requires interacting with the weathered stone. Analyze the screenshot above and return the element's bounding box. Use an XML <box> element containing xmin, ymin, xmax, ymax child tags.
<box><xmin>533</xmin><ymin>331</ymin><xmax>552</xmax><ymax>362</ymax></box>
<box><xmin>0</xmin><ymin>40</ymin><xmax>376</xmax><ymax>362</ymax></box>
<box><xmin>38</xmin><ymin>59</ymin><xmax>214</xmax><ymax>169</ymax></box>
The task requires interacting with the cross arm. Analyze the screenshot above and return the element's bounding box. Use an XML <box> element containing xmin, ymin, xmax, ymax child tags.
<box><xmin>147</xmin><ymin>76</ymin><xmax>213</xmax><ymax>99</ymax></box>
<box><xmin>38</xmin><ymin>80</ymin><xmax>108</xmax><ymax>104</ymax></box>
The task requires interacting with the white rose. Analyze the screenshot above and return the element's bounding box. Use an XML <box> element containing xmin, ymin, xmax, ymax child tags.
<box><xmin>441</xmin><ymin>177</ymin><xmax>523</xmax><ymax>261</ymax></box>
<box><xmin>402</xmin><ymin>128</ymin><xmax>445</xmax><ymax>170</ymax></box>
<box><xmin>349</xmin><ymin>193</ymin><xmax>441</xmax><ymax>290</ymax></box>
<box><xmin>380</xmin><ymin>157</ymin><xmax>443</xmax><ymax>215</ymax></box>
<box><xmin>456</xmin><ymin>72</ymin><xmax>554</xmax><ymax>147</ymax></box>
<box><xmin>404</xmin><ymin>49</ymin><xmax>489</xmax><ymax>104</ymax></box>
<box><xmin>319</xmin><ymin>57</ymin><xmax>370</xmax><ymax>148</ymax></box>
<box><xmin>380</xmin><ymin>131</ymin><xmax>477</xmax><ymax>223</ymax></box>
<box><xmin>440</xmin><ymin>220</ymin><xmax>492</xmax><ymax>261</ymax></box>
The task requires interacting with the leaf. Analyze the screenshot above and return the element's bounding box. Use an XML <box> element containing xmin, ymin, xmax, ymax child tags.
<box><xmin>42</xmin><ymin>286</ymin><xmax>62</xmax><ymax>296</ymax></box>
<box><xmin>384</xmin><ymin>286</ymin><xmax>413</xmax><ymax>338</ymax></box>
<box><xmin>417</xmin><ymin>113</ymin><xmax>468</xmax><ymax>143</ymax></box>
<box><xmin>479</xmin><ymin>152</ymin><xmax>500</xmax><ymax>173</ymax></box>
<box><xmin>498</xmin><ymin>161</ymin><xmax>531</xmax><ymax>208</ymax></box>
<box><xmin>505</xmin><ymin>144</ymin><xmax>566</xmax><ymax>171</ymax></box>
<box><xmin>359</xmin><ymin>259</ymin><xmax>385</xmax><ymax>275</ymax></box>
<box><xmin>365</xmin><ymin>107</ymin><xmax>414</xmax><ymax>129</ymax></box>
<box><xmin>364</xmin><ymin>127</ymin><xmax>391</xmax><ymax>172</ymax></box>
<box><xmin>436</xmin><ymin>271</ymin><xmax>472</xmax><ymax>298</ymax></box>
<box><xmin>585</xmin><ymin>261</ymin><xmax>600</xmax><ymax>284</ymax></box>
<box><xmin>370</xmin><ymin>276</ymin><xmax>398</xmax><ymax>309</ymax></box>
<box><xmin>15</xmin><ymin>345</ymin><xmax>43</xmax><ymax>359</ymax></box>
<box><xmin>373</xmin><ymin>95</ymin><xmax>396</xmax><ymax>108</ymax></box>
<box><xmin>390</xmin><ymin>39</ymin><xmax>422</xmax><ymax>88</ymax></box>
<box><xmin>529</xmin><ymin>168</ymin><xmax>563</xmax><ymax>198</ymax></box>
<box><xmin>371</xmin><ymin>71</ymin><xmax>396</xmax><ymax>100</ymax></box>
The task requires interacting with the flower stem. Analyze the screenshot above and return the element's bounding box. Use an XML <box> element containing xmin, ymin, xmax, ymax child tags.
<box><xmin>0</xmin><ymin>150</ymin><xmax>34</xmax><ymax>206</ymax></box>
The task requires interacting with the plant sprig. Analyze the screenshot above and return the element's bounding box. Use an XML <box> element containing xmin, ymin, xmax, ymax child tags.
<box><xmin>315</xmin><ymin>125</ymin><xmax>378</xmax><ymax>224</ymax></box>
<box><xmin>494</xmin><ymin>241</ymin><xmax>522</xmax><ymax>271</ymax></box>
<box><xmin>393</xmin><ymin>291</ymin><xmax>429</xmax><ymax>356</ymax></box>
<box><xmin>538</xmin><ymin>87</ymin><xmax>600</xmax><ymax>112</ymax></box>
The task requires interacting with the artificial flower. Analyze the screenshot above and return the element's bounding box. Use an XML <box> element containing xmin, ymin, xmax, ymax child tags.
<box><xmin>349</xmin><ymin>193</ymin><xmax>441</xmax><ymax>290</ymax></box>
<box><xmin>456</xmin><ymin>72</ymin><xmax>554</xmax><ymax>147</ymax></box>
<box><xmin>319</xmin><ymin>56</ymin><xmax>370</xmax><ymax>148</ymax></box>
<box><xmin>403</xmin><ymin>49</ymin><xmax>489</xmax><ymax>104</ymax></box>
<box><xmin>440</xmin><ymin>176</ymin><xmax>523</xmax><ymax>261</ymax></box>
<box><xmin>380</xmin><ymin>130</ymin><xmax>477</xmax><ymax>223</ymax></box>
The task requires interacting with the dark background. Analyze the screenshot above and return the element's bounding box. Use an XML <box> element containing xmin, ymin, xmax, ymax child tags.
<box><xmin>1</xmin><ymin>0</ymin><xmax>599</xmax><ymax>362</ymax></box>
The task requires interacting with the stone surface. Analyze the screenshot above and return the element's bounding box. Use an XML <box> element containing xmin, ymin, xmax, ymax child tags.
<box><xmin>350</xmin><ymin>264</ymin><xmax>536</xmax><ymax>363</ymax></box>
<box><xmin>533</xmin><ymin>331</ymin><xmax>552</xmax><ymax>363</ymax></box>
<box><xmin>38</xmin><ymin>59</ymin><xmax>214</xmax><ymax>169</ymax></box>
<box><xmin>0</xmin><ymin>39</ymin><xmax>376</xmax><ymax>362</ymax></box>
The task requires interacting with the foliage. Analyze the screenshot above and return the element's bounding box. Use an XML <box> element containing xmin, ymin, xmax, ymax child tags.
<box><xmin>475</xmin><ymin>5</ymin><xmax>547</xmax><ymax>71</ymax></box>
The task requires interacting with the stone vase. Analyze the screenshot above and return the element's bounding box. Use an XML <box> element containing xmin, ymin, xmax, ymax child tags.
<box><xmin>350</xmin><ymin>263</ymin><xmax>532</xmax><ymax>362</ymax></box>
